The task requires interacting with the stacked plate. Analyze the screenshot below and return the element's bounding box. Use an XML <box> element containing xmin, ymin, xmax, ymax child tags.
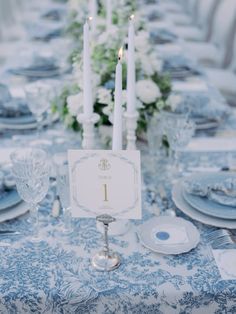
<box><xmin>8</xmin><ymin>55</ymin><xmax>70</xmax><ymax>80</ymax></box>
<box><xmin>0</xmin><ymin>84</ymin><xmax>37</xmax><ymax>130</ymax></box>
<box><xmin>176</xmin><ymin>93</ymin><xmax>230</xmax><ymax>131</ymax></box>
<box><xmin>0</xmin><ymin>189</ymin><xmax>28</xmax><ymax>222</ymax></box>
<box><xmin>150</xmin><ymin>29</ymin><xmax>177</xmax><ymax>45</ymax></box>
<box><xmin>0</xmin><ymin>167</ymin><xmax>28</xmax><ymax>222</ymax></box>
<box><xmin>172</xmin><ymin>172</ymin><xmax>236</xmax><ymax>229</ymax></box>
<box><xmin>0</xmin><ymin>99</ymin><xmax>37</xmax><ymax>130</ymax></box>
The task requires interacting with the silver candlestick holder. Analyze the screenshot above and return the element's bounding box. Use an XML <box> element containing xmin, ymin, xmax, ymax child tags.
<box><xmin>92</xmin><ymin>214</ymin><xmax>121</xmax><ymax>271</ymax></box>
<box><xmin>124</xmin><ymin>111</ymin><xmax>139</xmax><ymax>150</ymax></box>
<box><xmin>77</xmin><ymin>113</ymin><xmax>100</xmax><ymax>149</ymax></box>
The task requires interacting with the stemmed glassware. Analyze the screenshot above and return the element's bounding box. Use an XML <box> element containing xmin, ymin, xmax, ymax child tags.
<box><xmin>165</xmin><ymin>112</ymin><xmax>195</xmax><ymax>178</ymax></box>
<box><xmin>10</xmin><ymin>148</ymin><xmax>50</xmax><ymax>243</ymax></box>
<box><xmin>25</xmin><ymin>81</ymin><xmax>52</xmax><ymax>136</ymax></box>
<box><xmin>53</xmin><ymin>153</ymin><xmax>73</xmax><ymax>237</ymax></box>
<box><xmin>146</xmin><ymin>113</ymin><xmax>166</xmax><ymax>185</ymax></box>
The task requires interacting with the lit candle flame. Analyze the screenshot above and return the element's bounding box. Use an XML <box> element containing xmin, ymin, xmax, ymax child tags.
<box><xmin>130</xmin><ymin>14</ymin><xmax>135</xmax><ymax>21</ymax></box>
<box><xmin>118</xmin><ymin>47</ymin><xmax>123</xmax><ymax>61</ymax></box>
<box><xmin>88</xmin><ymin>16</ymin><xmax>93</xmax><ymax>23</ymax></box>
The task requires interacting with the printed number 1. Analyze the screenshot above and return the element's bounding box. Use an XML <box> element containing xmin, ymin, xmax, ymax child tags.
<box><xmin>103</xmin><ymin>184</ymin><xmax>108</xmax><ymax>202</ymax></box>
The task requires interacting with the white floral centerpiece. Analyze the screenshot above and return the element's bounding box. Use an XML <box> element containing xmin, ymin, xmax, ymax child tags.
<box><xmin>52</xmin><ymin>7</ymin><xmax>171</xmax><ymax>138</ymax></box>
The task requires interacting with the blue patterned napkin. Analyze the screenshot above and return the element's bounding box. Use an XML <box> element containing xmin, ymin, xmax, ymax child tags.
<box><xmin>163</xmin><ymin>55</ymin><xmax>202</xmax><ymax>76</ymax></box>
<box><xmin>0</xmin><ymin>84</ymin><xmax>31</xmax><ymax>118</ymax></box>
<box><xmin>41</xmin><ymin>8</ymin><xmax>65</xmax><ymax>21</ymax></box>
<box><xmin>0</xmin><ymin>165</ymin><xmax>16</xmax><ymax>196</ymax></box>
<box><xmin>0</xmin><ymin>84</ymin><xmax>11</xmax><ymax>106</ymax></box>
<box><xmin>150</xmin><ymin>29</ymin><xmax>177</xmax><ymax>44</ymax></box>
<box><xmin>177</xmin><ymin>94</ymin><xmax>230</xmax><ymax>123</ymax></box>
<box><xmin>25</xmin><ymin>22</ymin><xmax>62</xmax><ymax>41</ymax></box>
<box><xmin>0</xmin><ymin>98</ymin><xmax>31</xmax><ymax>118</ymax></box>
<box><xmin>184</xmin><ymin>178</ymin><xmax>236</xmax><ymax>207</ymax></box>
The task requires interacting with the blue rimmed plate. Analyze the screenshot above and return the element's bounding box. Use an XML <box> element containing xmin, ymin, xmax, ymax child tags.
<box><xmin>0</xmin><ymin>189</ymin><xmax>22</xmax><ymax>211</ymax></box>
<box><xmin>0</xmin><ymin>115</ymin><xmax>35</xmax><ymax>125</ymax></box>
<box><xmin>183</xmin><ymin>173</ymin><xmax>236</xmax><ymax>219</ymax></box>
<box><xmin>172</xmin><ymin>180</ymin><xmax>236</xmax><ymax>229</ymax></box>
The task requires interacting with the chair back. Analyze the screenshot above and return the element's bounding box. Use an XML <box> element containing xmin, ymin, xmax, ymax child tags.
<box><xmin>210</xmin><ymin>0</ymin><xmax>236</xmax><ymax>66</ymax></box>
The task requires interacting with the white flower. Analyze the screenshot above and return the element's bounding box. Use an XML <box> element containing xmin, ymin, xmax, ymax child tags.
<box><xmin>67</xmin><ymin>93</ymin><xmax>83</xmax><ymax>116</ymax></box>
<box><xmin>97</xmin><ymin>25</ymin><xmax>119</xmax><ymax>45</ymax></box>
<box><xmin>102</xmin><ymin>103</ymin><xmax>114</xmax><ymax>124</ymax></box>
<box><xmin>92</xmin><ymin>73</ymin><xmax>101</xmax><ymax>89</ymax></box>
<box><xmin>97</xmin><ymin>87</ymin><xmax>112</xmax><ymax>105</ymax></box>
<box><xmin>122</xmin><ymin>90</ymin><xmax>127</xmax><ymax>106</ymax></box>
<box><xmin>64</xmin><ymin>114</ymin><xmax>74</xmax><ymax>127</ymax></box>
<box><xmin>73</xmin><ymin>63</ymin><xmax>83</xmax><ymax>90</ymax></box>
<box><xmin>68</xmin><ymin>0</ymin><xmax>79</xmax><ymax>11</ymax></box>
<box><xmin>167</xmin><ymin>94</ymin><xmax>182</xmax><ymax>111</ymax></box>
<box><xmin>138</xmin><ymin>54</ymin><xmax>155</xmax><ymax>76</ymax></box>
<box><xmin>136</xmin><ymin>99</ymin><xmax>144</xmax><ymax>109</ymax></box>
<box><xmin>136</xmin><ymin>80</ymin><xmax>161</xmax><ymax>104</ymax></box>
<box><xmin>135</xmin><ymin>30</ymin><xmax>150</xmax><ymax>53</ymax></box>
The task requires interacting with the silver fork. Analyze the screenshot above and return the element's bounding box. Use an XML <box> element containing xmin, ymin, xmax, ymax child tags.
<box><xmin>212</xmin><ymin>235</ymin><xmax>236</xmax><ymax>248</ymax></box>
<box><xmin>205</xmin><ymin>229</ymin><xmax>232</xmax><ymax>243</ymax></box>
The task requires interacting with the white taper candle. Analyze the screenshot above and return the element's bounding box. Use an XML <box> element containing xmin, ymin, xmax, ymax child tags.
<box><xmin>127</xmin><ymin>15</ymin><xmax>136</xmax><ymax>114</ymax></box>
<box><xmin>83</xmin><ymin>19</ymin><xmax>93</xmax><ymax>118</ymax></box>
<box><xmin>112</xmin><ymin>48</ymin><xmax>123</xmax><ymax>150</ymax></box>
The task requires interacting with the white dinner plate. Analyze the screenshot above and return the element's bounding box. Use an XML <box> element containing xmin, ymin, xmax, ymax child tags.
<box><xmin>195</xmin><ymin>120</ymin><xmax>220</xmax><ymax>130</ymax></box>
<box><xmin>0</xmin><ymin>201</ymin><xmax>28</xmax><ymax>223</ymax></box>
<box><xmin>137</xmin><ymin>216</ymin><xmax>200</xmax><ymax>255</ymax></box>
<box><xmin>0</xmin><ymin>114</ymin><xmax>58</xmax><ymax>130</ymax></box>
<box><xmin>172</xmin><ymin>181</ymin><xmax>236</xmax><ymax>229</ymax></box>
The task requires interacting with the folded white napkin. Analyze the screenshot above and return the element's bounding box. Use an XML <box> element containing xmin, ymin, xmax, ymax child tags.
<box><xmin>0</xmin><ymin>148</ymin><xmax>16</xmax><ymax>164</ymax></box>
<box><xmin>152</xmin><ymin>224</ymin><xmax>188</xmax><ymax>245</ymax></box>
<box><xmin>172</xmin><ymin>80</ymin><xmax>208</xmax><ymax>92</ymax></box>
<box><xmin>184</xmin><ymin>138</ymin><xmax>236</xmax><ymax>152</ymax></box>
<box><xmin>9</xmin><ymin>86</ymin><xmax>25</xmax><ymax>98</ymax></box>
<box><xmin>213</xmin><ymin>249</ymin><xmax>236</xmax><ymax>280</ymax></box>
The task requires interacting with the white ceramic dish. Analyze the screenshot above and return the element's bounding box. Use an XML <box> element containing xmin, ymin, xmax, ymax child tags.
<box><xmin>137</xmin><ymin>216</ymin><xmax>200</xmax><ymax>255</ymax></box>
<box><xmin>0</xmin><ymin>201</ymin><xmax>28</xmax><ymax>223</ymax></box>
<box><xmin>0</xmin><ymin>114</ymin><xmax>58</xmax><ymax>130</ymax></box>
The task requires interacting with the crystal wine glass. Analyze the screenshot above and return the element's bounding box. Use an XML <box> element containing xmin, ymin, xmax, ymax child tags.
<box><xmin>10</xmin><ymin>148</ymin><xmax>50</xmax><ymax>242</ymax></box>
<box><xmin>146</xmin><ymin>113</ymin><xmax>167</xmax><ymax>185</ymax></box>
<box><xmin>25</xmin><ymin>81</ymin><xmax>52</xmax><ymax>136</ymax></box>
<box><xmin>53</xmin><ymin>153</ymin><xmax>73</xmax><ymax>237</ymax></box>
<box><xmin>165</xmin><ymin>113</ymin><xmax>195</xmax><ymax>178</ymax></box>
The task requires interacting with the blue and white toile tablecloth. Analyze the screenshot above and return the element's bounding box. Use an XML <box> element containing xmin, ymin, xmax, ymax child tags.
<box><xmin>1</xmin><ymin>0</ymin><xmax>236</xmax><ymax>313</ymax></box>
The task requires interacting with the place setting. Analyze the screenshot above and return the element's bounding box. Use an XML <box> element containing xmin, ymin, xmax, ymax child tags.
<box><xmin>172</xmin><ymin>171</ymin><xmax>236</xmax><ymax>229</ymax></box>
<box><xmin>0</xmin><ymin>80</ymin><xmax>61</xmax><ymax>132</ymax></box>
<box><xmin>0</xmin><ymin>163</ymin><xmax>28</xmax><ymax>224</ymax></box>
<box><xmin>161</xmin><ymin>55</ymin><xmax>203</xmax><ymax>80</ymax></box>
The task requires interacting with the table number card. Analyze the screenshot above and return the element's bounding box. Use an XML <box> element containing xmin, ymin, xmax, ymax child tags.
<box><xmin>68</xmin><ymin>150</ymin><xmax>142</xmax><ymax>219</ymax></box>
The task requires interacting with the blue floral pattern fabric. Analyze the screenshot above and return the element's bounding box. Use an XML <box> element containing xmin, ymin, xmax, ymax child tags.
<box><xmin>0</xmin><ymin>163</ymin><xmax>235</xmax><ymax>314</ymax></box>
<box><xmin>1</xmin><ymin>0</ymin><xmax>236</xmax><ymax>312</ymax></box>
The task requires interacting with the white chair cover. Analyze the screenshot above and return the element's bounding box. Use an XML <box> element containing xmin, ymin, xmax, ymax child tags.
<box><xmin>173</xmin><ymin>0</ymin><xmax>219</xmax><ymax>41</ymax></box>
<box><xmin>184</xmin><ymin>0</ymin><xmax>236</xmax><ymax>67</ymax></box>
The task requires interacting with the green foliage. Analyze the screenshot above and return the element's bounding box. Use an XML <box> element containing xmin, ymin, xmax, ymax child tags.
<box><xmin>51</xmin><ymin>84</ymin><xmax>82</xmax><ymax>132</ymax></box>
<box><xmin>65</xmin><ymin>20</ymin><xmax>83</xmax><ymax>41</ymax></box>
<box><xmin>151</xmin><ymin>72</ymin><xmax>171</xmax><ymax>99</ymax></box>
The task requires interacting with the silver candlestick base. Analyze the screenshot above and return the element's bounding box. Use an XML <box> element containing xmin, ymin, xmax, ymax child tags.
<box><xmin>92</xmin><ymin>214</ymin><xmax>120</xmax><ymax>271</ymax></box>
<box><xmin>77</xmin><ymin>113</ymin><xmax>100</xmax><ymax>149</ymax></box>
<box><xmin>124</xmin><ymin>111</ymin><xmax>139</xmax><ymax>150</ymax></box>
